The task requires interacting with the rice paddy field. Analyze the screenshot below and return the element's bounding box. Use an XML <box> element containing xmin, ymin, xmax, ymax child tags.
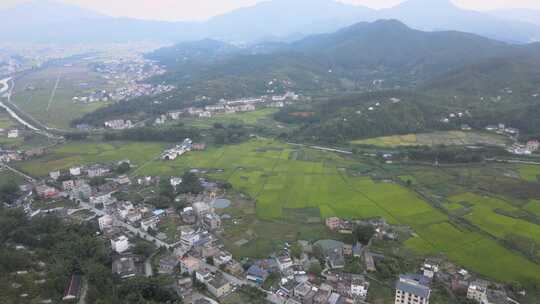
<box><xmin>14</xmin><ymin>138</ymin><xmax>540</xmax><ymax>283</ymax></box>
<box><xmin>182</xmin><ymin>108</ymin><xmax>280</xmax><ymax>128</ymax></box>
<box><xmin>11</xmin><ymin>63</ymin><xmax>112</xmax><ymax>129</ymax></box>
<box><xmin>351</xmin><ymin>131</ymin><xmax>508</xmax><ymax>147</ymax></box>
<box><xmin>519</xmin><ymin>164</ymin><xmax>540</xmax><ymax>182</ymax></box>
<box><xmin>16</xmin><ymin>141</ymin><xmax>167</xmax><ymax>176</ymax></box>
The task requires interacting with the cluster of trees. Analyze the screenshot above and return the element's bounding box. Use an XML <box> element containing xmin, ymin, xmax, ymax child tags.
<box><xmin>277</xmin><ymin>91</ymin><xmax>455</xmax><ymax>144</ymax></box>
<box><xmin>0</xmin><ymin>181</ymin><xmax>19</xmax><ymax>204</ymax></box>
<box><xmin>212</xmin><ymin>123</ymin><xmax>250</xmax><ymax>145</ymax></box>
<box><xmin>103</xmin><ymin>125</ymin><xmax>201</xmax><ymax>143</ymax></box>
<box><xmin>154</xmin><ymin>172</ymin><xmax>204</xmax><ymax>210</ymax></box>
<box><xmin>0</xmin><ymin>207</ymin><xmax>180</xmax><ymax>304</ymax></box>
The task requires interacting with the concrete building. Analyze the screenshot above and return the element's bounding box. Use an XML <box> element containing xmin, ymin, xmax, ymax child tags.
<box><xmin>202</xmin><ymin>213</ymin><xmax>221</xmax><ymax>230</ymax></box>
<box><xmin>111</xmin><ymin>235</ymin><xmax>129</xmax><ymax>253</ymax></box>
<box><xmin>62</xmin><ymin>180</ymin><xmax>75</xmax><ymax>191</ymax></box>
<box><xmin>49</xmin><ymin>171</ymin><xmax>61</xmax><ymax>180</ymax></box>
<box><xmin>206</xmin><ymin>273</ymin><xmax>231</xmax><ymax>298</ymax></box>
<box><xmin>351</xmin><ymin>275</ymin><xmax>369</xmax><ymax>298</ymax></box>
<box><xmin>98</xmin><ymin>215</ymin><xmax>114</xmax><ymax>231</ymax></box>
<box><xmin>467</xmin><ymin>280</ymin><xmax>488</xmax><ymax>303</ymax></box>
<box><xmin>69</xmin><ymin>167</ymin><xmax>82</xmax><ymax>176</ymax></box>
<box><xmin>325</xmin><ymin>217</ymin><xmax>341</xmax><ymax>230</ymax></box>
<box><xmin>395</xmin><ymin>274</ymin><xmax>431</xmax><ymax>304</ymax></box>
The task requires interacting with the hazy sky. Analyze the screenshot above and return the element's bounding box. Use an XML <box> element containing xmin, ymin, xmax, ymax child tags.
<box><xmin>2</xmin><ymin>0</ymin><xmax>540</xmax><ymax>21</ymax></box>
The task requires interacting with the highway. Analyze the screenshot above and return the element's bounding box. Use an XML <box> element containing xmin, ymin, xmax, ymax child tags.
<box><xmin>0</xmin><ymin>77</ymin><xmax>40</xmax><ymax>131</ymax></box>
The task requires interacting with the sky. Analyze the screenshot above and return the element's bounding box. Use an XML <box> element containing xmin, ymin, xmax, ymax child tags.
<box><xmin>1</xmin><ymin>0</ymin><xmax>540</xmax><ymax>21</ymax></box>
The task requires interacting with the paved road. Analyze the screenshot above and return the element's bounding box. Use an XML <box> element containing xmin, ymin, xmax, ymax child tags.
<box><xmin>46</xmin><ymin>75</ymin><xmax>60</xmax><ymax>112</ymax></box>
<box><xmin>286</xmin><ymin>142</ymin><xmax>352</xmax><ymax>155</ymax></box>
<box><xmin>0</xmin><ymin>77</ymin><xmax>40</xmax><ymax>131</ymax></box>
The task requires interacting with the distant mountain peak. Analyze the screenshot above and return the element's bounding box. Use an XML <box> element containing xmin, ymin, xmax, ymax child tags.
<box><xmin>396</xmin><ymin>0</ymin><xmax>458</xmax><ymax>10</ymax></box>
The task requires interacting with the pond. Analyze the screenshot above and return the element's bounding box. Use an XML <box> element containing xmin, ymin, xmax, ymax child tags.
<box><xmin>213</xmin><ymin>198</ymin><xmax>231</xmax><ymax>209</ymax></box>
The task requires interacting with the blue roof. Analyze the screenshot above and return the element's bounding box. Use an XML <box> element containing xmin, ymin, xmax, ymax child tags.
<box><xmin>352</xmin><ymin>242</ymin><xmax>362</xmax><ymax>254</ymax></box>
<box><xmin>396</xmin><ymin>274</ymin><xmax>431</xmax><ymax>299</ymax></box>
<box><xmin>153</xmin><ymin>209</ymin><xmax>165</xmax><ymax>216</ymax></box>
<box><xmin>247</xmin><ymin>265</ymin><xmax>268</xmax><ymax>278</ymax></box>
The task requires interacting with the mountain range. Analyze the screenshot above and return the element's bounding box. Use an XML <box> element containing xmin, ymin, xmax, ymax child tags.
<box><xmin>3</xmin><ymin>0</ymin><xmax>540</xmax><ymax>44</ymax></box>
<box><xmin>147</xmin><ymin>19</ymin><xmax>540</xmax><ymax>96</ymax></box>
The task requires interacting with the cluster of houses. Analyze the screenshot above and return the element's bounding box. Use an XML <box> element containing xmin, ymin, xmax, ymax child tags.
<box><xmin>158</xmin><ymin>92</ymin><xmax>299</xmax><ymax>122</ymax></box>
<box><xmin>161</xmin><ymin>138</ymin><xmax>206</xmax><ymax>161</ymax></box>
<box><xmin>104</xmin><ymin>119</ymin><xmax>133</xmax><ymax>130</ymax></box>
<box><xmin>440</xmin><ymin>111</ymin><xmax>469</xmax><ymax>124</ymax></box>
<box><xmin>507</xmin><ymin>139</ymin><xmax>539</xmax><ymax>156</ymax></box>
<box><xmin>233</xmin><ymin>217</ymin><xmax>404</xmax><ymax>304</ymax></box>
<box><xmin>2</xmin><ymin>128</ymin><xmax>20</xmax><ymax>138</ymax></box>
<box><xmin>0</xmin><ymin>146</ymin><xmax>45</xmax><ymax>163</ymax></box>
<box><xmin>485</xmin><ymin>124</ymin><xmax>520</xmax><ymax>138</ymax></box>
<box><xmin>93</xmin><ymin>58</ymin><xmax>173</xmax><ymax>101</ymax></box>
<box><xmin>392</xmin><ymin>257</ymin><xmax>523</xmax><ymax>304</ymax></box>
<box><xmin>28</xmin><ymin>162</ymin><xmax>127</xmax><ymax>208</ymax></box>
<box><xmin>97</xmin><ymin>192</ymin><xmax>244</xmax><ymax>301</ymax></box>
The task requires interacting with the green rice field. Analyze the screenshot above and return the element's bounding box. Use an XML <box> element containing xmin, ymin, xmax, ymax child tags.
<box><xmin>15</xmin><ymin>138</ymin><xmax>540</xmax><ymax>283</ymax></box>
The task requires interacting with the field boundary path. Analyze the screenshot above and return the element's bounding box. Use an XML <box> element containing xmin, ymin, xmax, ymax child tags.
<box><xmin>46</xmin><ymin>74</ymin><xmax>61</xmax><ymax>112</ymax></box>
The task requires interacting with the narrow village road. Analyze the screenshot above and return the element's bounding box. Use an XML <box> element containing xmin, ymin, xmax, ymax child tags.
<box><xmin>78</xmin><ymin>277</ymin><xmax>88</xmax><ymax>304</ymax></box>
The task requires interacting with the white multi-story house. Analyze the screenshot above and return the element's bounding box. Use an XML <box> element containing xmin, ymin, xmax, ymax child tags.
<box><xmin>180</xmin><ymin>229</ymin><xmax>200</xmax><ymax>248</ymax></box>
<box><xmin>351</xmin><ymin>275</ymin><xmax>369</xmax><ymax>298</ymax></box>
<box><xmin>69</xmin><ymin>167</ymin><xmax>82</xmax><ymax>176</ymax></box>
<box><xmin>111</xmin><ymin>235</ymin><xmax>129</xmax><ymax>253</ymax></box>
<box><xmin>467</xmin><ymin>280</ymin><xmax>488</xmax><ymax>303</ymax></box>
<box><xmin>98</xmin><ymin>215</ymin><xmax>114</xmax><ymax>231</ymax></box>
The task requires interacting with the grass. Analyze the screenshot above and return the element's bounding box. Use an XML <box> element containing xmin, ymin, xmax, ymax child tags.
<box><xmin>525</xmin><ymin>200</ymin><xmax>540</xmax><ymax>216</ymax></box>
<box><xmin>351</xmin><ymin>131</ymin><xmax>508</xmax><ymax>147</ymax></box>
<box><xmin>184</xmin><ymin>108</ymin><xmax>279</xmax><ymax>128</ymax></box>
<box><xmin>0</xmin><ymin>113</ymin><xmax>16</xmax><ymax>129</ymax></box>
<box><xmin>519</xmin><ymin>165</ymin><xmax>540</xmax><ymax>182</ymax></box>
<box><xmin>0</xmin><ymin>170</ymin><xmax>26</xmax><ymax>187</ymax></box>
<box><xmin>17</xmin><ymin>141</ymin><xmax>167</xmax><ymax>177</ymax></box>
<box><xmin>11</xmin><ymin>64</ymin><xmax>112</xmax><ymax>129</ymax></box>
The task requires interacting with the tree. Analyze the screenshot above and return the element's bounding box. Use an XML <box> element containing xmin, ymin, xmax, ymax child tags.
<box><xmin>89</xmin><ymin>177</ymin><xmax>107</xmax><ymax>187</ymax></box>
<box><xmin>159</xmin><ymin>178</ymin><xmax>175</xmax><ymax>200</ymax></box>
<box><xmin>177</xmin><ymin>172</ymin><xmax>203</xmax><ymax>194</ymax></box>
<box><xmin>133</xmin><ymin>241</ymin><xmax>155</xmax><ymax>258</ymax></box>
<box><xmin>0</xmin><ymin>181</ymin><xmax>19</xmax><ymax>204</ymax></box>
<box><xmin>308</xmin><ymin>263</ymin><xmax>322</xmax><ymax>276</ymax></box>
<box><xmin>115</xmin><ymin>162</ymin><xmax>131</xmax><ymax>174</ymax></box>
<box><xmin>290</xmin><ymin>242</ymin><xmax>303</xmax><ymax>259</ymax></box>
<box><xmin>206</xmin><ymin>256</ymin><xmax>214</xmax><ymax>266</ymax></box>
<box><xmin>354</xmin><ymin>225</ymin><xmax>376</xmax><ymax>245</ymax></box>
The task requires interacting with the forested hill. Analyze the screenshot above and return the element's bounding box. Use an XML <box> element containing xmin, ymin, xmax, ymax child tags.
<box><xmin>76</xmin><ymin>20</ymin><xmax>540</xmax><ymax>133</ymax></box>
<box><xmin>148</xmin><ymin>20</ymin><xmax>536</xmax><ymax>93</ymax></box>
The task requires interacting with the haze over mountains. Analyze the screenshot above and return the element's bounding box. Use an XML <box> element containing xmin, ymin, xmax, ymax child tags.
<box><xmin>3</xmin><ymin>0</ymin><xmax>540</xmax><ymax>44</ymax></box>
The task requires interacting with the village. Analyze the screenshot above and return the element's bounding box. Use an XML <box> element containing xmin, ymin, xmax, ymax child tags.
<box><xmin>155</xmin><ymin>91</ymin><xmax>300</xmax><ymax>125</ymax></box>
<box><xmin>72</xmin><ymin>57</ymin><xmax>175</xmax><ymax>105</ymax></box>
<box><xmin>2</xmin><ymin>138</ymin><xmax>526</xmax><ymax>304</ymax></box>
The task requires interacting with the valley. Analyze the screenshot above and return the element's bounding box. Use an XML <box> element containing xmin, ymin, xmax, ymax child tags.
<box><xmin>3</xmin><ymin>1</ymin><xmax>540</xmax><ymax>304</ymax></box>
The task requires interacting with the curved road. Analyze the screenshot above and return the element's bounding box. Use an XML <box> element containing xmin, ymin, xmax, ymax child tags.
<box><xmin>0</xmin><ymin>77</ymin><xmax>40</xmax><ymax>131</ymax></box>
